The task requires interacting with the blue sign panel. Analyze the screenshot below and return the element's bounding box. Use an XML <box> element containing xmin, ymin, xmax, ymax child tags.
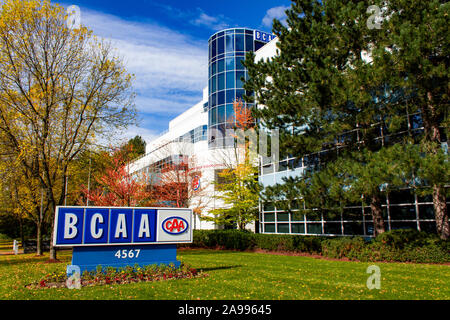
<box><xmin>53</xmin><ymin>206</ymin><xmax>192</xmax><ymax>247</ymax></box>
<box><xmin>254</xmin><ymin>30</ymin><xmax>277</xmax><ymax>43</ymax></box>
<box><xmin>71</xmin><ymin>244</ymin><xmax>180</xmax><ymax>273</ymax></box>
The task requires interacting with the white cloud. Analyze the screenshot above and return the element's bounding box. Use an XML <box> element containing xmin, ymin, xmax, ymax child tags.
<box><xmin>190</xmin><ymin>11</ymin><xmax>230</xmax><ymax>31</ymax></box>
<box><xmin>262</xmin><ymin>6</ymin><xmax>289</xmax><ymax>28</ymax></box>
<box><xmin>74</xmin><ymin>7</ymin><xmax>209</xmax><ymax>144</ymax></box>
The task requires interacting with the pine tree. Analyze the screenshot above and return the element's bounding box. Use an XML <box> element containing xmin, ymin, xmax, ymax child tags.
<box><xmin>244</xmin><ymin>0</ymin><xmax>449</xmax><ymax>237</ymax></box>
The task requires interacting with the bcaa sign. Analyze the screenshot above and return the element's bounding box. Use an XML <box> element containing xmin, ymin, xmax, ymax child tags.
<box><xmin>53</xmin><ymin>207</ymin><xmax>192</xmax><ymax>247</ymax></box>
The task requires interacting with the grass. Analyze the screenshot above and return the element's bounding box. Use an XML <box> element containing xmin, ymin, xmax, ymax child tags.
<box><xmin>0</xmin><ymin>248</ymin><xmax>449</xmax><ymax>300</ymax></box>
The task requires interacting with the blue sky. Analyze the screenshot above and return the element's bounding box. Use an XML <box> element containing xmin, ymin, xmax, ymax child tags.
<box><xmin>57</xmin><ymin>0</ymin><xmax>291</xmax><ymax>145</ymax></box>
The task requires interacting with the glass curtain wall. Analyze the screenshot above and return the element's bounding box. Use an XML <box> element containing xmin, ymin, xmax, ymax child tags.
<box><xmin>208</xmin><ymin>28</ymin><xmax>255</xmax><ymax>148</ymax></box>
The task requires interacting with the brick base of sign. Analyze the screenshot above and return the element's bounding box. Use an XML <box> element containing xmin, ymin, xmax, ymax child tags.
<box><xmin>69</xmin><ymin>244</ymin><xmax>181</xmax><ymax>274</ymax></box>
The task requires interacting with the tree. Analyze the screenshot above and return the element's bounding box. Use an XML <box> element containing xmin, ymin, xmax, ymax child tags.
<box><xmin>118</xmin><ymin>136</ymin><xmax>147</xmax><ymax>163</ymax></box>
<box><xmin>81</xmin><ymin>147</ymin><xmax>154</xmax><ymax>207</ymax></box>
<box><xmin>204</xmin><ymin>100</ymin><xmax>261</xmax><ymax>230</ymax></box>
<box><xmin>0</xmin><ymin>0</ymin><xmax>136</xmax><ymax>257</ymax></box>
<box><xmin>244</xmin><ymin>0</ymin><xmax>449</xmax><ymax>237</ymax></box>
<box><xmin>147</xmin><ymin>140</ymin><xmax>213</xmax><ymax>214</ymax></box>
<box><xmin>371</xmin><ymin>0</ymin><xmax>449</xmax><ymax>239</ymax></box>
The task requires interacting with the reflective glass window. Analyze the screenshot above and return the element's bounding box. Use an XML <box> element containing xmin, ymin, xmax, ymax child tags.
<box><xmin>211</xmin><ymin>39</ymin><xmax>216</xmax><ymax>58</ymax></box>
<box><xmin>217</xmin><ymin>59</ymin><xmax>225</xmax><ymax>73</ymax></box>
<box><xmin>236</xmin><ymin>89</ymin><xmax>245</xmax><ymax>101</ymax></box>
<box><xmin>217</xmin><ymin>91</ymin><xmax>225</xmax><ymax>105</ymax></box>
<box><xmin>236</xmin><ymin>71</ymin><xmax>245</xmax><ymax>88</ymax></box>
<box><xmin>218</xmin><ymin>73</ymin><xmax>225</xmax><ymax>91</ymax></box>
<box><xmin>389</xmin><ymin>205</ymin><xmax>416</xmax><ymax>220</ymax></box>
<box><xmin>226</xmin><ymin>104</ymin><xmax>234</xmax><ymax>122</ymax></box>
<box><xmin>218</xmin><ymin>105</ymin><xmax>225</xmax><ymax>124</ymax></box>
<box><xmin>211</xmin><ymin>62</ymin><xmax>217</xmax><ymax>75</ymax></box>
<box><xmin>226</xmin><ymin>71</ymin><xmax>235</xmax><ymax>88</ymax></box>
<box><xmin>245</xmin><ymin>35</ymin><xmax>254</xmax><ymax>51</ymax></box>
<box><xmin>226</xmin><ymin>57</ymin><xmax>234</xmax><ymax>71</ymax></box>
<box><xmin>291</xmin><ymin>223</ymin><xmax>305</xmax><ymax>234</ymax></box>
<box><xmin>277</xmin><ymin>224</ymin><xmax>290</xmax><ymax>233</ymax></box>
<box><xmin>419</xmin><ymin>204</ymin><xmax>434</xmax><ymax>219</ymax></box>
<box><xmin>264</xmin><ymin>224</ymin><xmax>275</xmax><ymax>233</ymax></box>
<box><xmin>307</xmin><ymin>223</ymin><xmax>322</xmax><ymax>234</ymax></box>
<box><xmin>324</xmin><ymin>223</ymin><xmax>341</xmax><ymax>235</ymax></box>
<box><xmin>236</xmin><ymin>57</ymin><xmax>245</xmax><ymax>70</ymax></box>
<box><xmin>277</xmin><ymin>213</ymin><xmax>290</xmax><ymax>221</ymax></box>
<box><xmin>235</xmin><ymin>34</ymin><xmax>245</xmax><ymax>51</ymax></box>
<box><xmin>217</xmin><ymin>36</ymin><xmax>224</xmax><ymax>55</ymax></box>
<box><xmin>211</xmin><ymin>107</ymin><xmax>217</xmax><ymax>125</ymax></box>
<box><xmin>225</xmin><ymin>34</ymin><xmax>234</xmax><ymax>52</ymax></box>
<box><xmin>226</xmin><ymin>89</ymin><xmax>235</xmax><ymax>103</ymax></box>
<box><xmin>212</xmin><ymin>75</ymin><xmax>217</xmax><ymax>92</ymax></box>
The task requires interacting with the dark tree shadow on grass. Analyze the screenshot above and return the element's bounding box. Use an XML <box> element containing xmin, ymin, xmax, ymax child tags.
<box><xmin>199</xmin><ymin>265</ymin><xmax>242</xmax><ymax>272</ymax></box>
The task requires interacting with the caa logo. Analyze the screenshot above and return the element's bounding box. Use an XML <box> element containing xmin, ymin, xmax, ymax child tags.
<box><xmin>162</xmin><ymin>217</ymin><xmax>189</xmax><ymax>235</ymax></box>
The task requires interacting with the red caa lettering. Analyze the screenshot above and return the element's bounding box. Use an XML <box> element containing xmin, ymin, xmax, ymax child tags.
<box><xmin>163</xmin><ymin>217</ymin><xmax>188</xmax><ymax>234</ymax></box>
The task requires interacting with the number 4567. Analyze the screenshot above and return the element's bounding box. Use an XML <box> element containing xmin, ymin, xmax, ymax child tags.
<box><xmin>114</xmin><ymin>249</ymin><xmax>141</xmax><ymax>259</ymax></box>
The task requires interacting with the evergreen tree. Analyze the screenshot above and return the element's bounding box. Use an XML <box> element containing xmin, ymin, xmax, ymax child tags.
<box><xmin>244</xmin><ymin>0</ymin><xmax>449</xmax><ymax>237</ymax></box>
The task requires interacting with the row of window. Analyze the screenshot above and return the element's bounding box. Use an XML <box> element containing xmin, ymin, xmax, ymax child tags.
<box><xmin>262</xmin><ymin>204</ymin><xmax>440</xmax><ymax>222</ymax></box>
<box><xmin>261</xmin><ymin>220</ymin><xmax>440</xmax><ymax>236</ymax></box>
<box><xmin>209</xmin><ymin>56</ymin><xmax>246</xmax><ymax>78</ymax></box>
<box><xmin>209</xmin><ymin>32</ymin><xmax>254</xmax><ymax>62</ymax></box>
<box><xmin>173</xmin><ymin>125</ymin><xmax>208</xmax><ymax>144</ymax></box>
<box><xmin>261</xmin><ymin>112</ymin><xmax>428</xmax><ymax>173</ymax></box>
<box><xmin>209</xmin><ymin>71</ymin><xmax>248</xmax><ymax>95</ymax></box>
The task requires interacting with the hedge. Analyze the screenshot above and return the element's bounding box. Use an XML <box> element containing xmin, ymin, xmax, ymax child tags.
<box><xmin>184</xmin><ymin>229</ymin><xmax>450</xmax><ymax>264</ymax></box>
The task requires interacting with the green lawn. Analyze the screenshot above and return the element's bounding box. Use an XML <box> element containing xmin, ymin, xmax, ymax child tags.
<box><xmin>0</xmin><ymin>249</ymin><xmax>448</xmax><ymax>300</ymax></box>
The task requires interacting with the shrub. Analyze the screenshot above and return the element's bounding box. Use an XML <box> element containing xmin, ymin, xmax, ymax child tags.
<box><xmin>373</xmin><ymin>229</ymin><xmax>439</xmax><ymax>249</ymax></box>
<box><xmin>0</xmin><ymin>233</ymin><xmax>11</xmax><ymax>240</ymax></box>
<box><xmin>321</xmin><ymin>237</ymin><xmax>367</xmax><ymax>260</ymax></box>
<box><xmin>187</xmin><ymin>229</ymin><xmax>449</xmax><ymax>263</ymax></box>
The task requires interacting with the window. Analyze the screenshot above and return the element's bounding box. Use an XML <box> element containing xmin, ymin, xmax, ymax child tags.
<box><xmin>217</xmin><ymin>59</ymin><xmax>225</xmax><ymax>73</ymax></box>
<box><xmin>307</xmin><ymin>224</ymin><xmax>322</xmax><ymax>234</ymax></box>
<box><xmin>277</xmin><ymin>213</ymin><xmax>290</xmax><ymax>222</ymax></box>
<box><xmin>236</xmin><ymin>71</ymin><xmax>245</xmax><ymax>88</ymax></box>
<box><xmin>264</xmin><ymin>224</ymin><xmax>275</xmax><ymax>233</ymax></box>
<box><xmin>277</xmin><ymin>224</ymin><xmax>290</xmax><ymax>233</ymax></box>
<box><xmin>235</xmin><ymin>34</ymin><xmax>245</xmax><ymax>51</ymax></box>
<box><xmin>291</xmin><ymin>223</ymin><xmax>305</xmax><ymax>234</ymax></box>
<box><xmin>217</xmin><ymin>105</ymin><xmax>225</xmax><ymax>124</ymax></box>
<box><xmin>263</xmin><ymin>213</ymin><xmax>275</xmax><ymax>222</ymax></box>
<box><xmin>225</xmin><ymin>34</ymin><xmax>234</xmax><ymax>52</ymax></box>
<box><xmin>217</xmin><ymin>36</ymin><xmax>224</xmax><ymax>55</ymax></box>
<box><xmin>324</xmin><ymin>223</ymin><xmax>341</xmax><ymax>235</ymax></box>
<box><xmin>236</xmin><ymin>57</ymin><xmax>245</xmax><ymax>70</ymax></box>
<box><xmin>226</xmin><ymin>71</ymin><xmax>235</xmax><ymax>88</ymax></box>
<box><xmin>389</xmin><ymin>205</ymin><xmax>416</xmax><ymax>220</ymax></box>
<box><xmin>226</xmin><ymin>57</ymin><xmax>234</xmax><ymax>71</ymax></box>
<box><xmin>218</xmin><ymin>73</ymin><xmax>225</xmax><ymax>91</ymax></box>
<box><xmin>245</xmin><ymin>35</ymin><xmax>254</xmax><ymax>51</ymax></box>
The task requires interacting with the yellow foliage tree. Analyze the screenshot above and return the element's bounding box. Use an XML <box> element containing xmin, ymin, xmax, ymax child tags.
<box><xmin>0</xmin><ymin>0</ymin><xmax>136</xmax><ymax>257</ymax></box>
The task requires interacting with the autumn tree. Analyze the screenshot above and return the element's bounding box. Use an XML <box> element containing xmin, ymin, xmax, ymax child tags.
<box><xmin>0</xmin><ymin>0</ymin><xmax>136</xmax><ymax>256</ymax></box>
<box><xmin>81</xmin><ymin>147</ymin><xmax>154</xmax><ymax>207</ymax></box>
<box><xmin>205</xmin><ymin>100</ymin><xmax>261</xmax><ymax>230</ymax></box>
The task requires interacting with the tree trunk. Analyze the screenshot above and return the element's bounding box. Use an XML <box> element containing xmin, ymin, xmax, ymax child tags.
<box><xmin>433</xmin><ymin>184</ymin><xmax>449</xmax><ymax>240</ymax></box>
<box><xmin>36</xmin><ymin>222</ymin><xmax>43</xmax><ymax>256</ymax></box>
<box><xmin>48</xmin><ymin>205</ymin><xmax>57</xmax><ymax>260</ymax></box>
<box><xmin>370</xmin><ymin>193</ymin><xmax>386</xmax><ymax>237</ymax></box>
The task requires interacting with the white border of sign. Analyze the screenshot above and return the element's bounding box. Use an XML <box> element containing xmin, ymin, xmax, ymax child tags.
<box><xmin>52</xmin><ymin>206</ymin><xmax>193</xmax><ymax>247</ymax></box>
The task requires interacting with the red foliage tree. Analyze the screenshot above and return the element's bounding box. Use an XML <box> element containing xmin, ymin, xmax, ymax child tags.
<box><xmin>80</xmin><ymin>146</ymin><xmax>154</xmax><ymax>207</ymax></box>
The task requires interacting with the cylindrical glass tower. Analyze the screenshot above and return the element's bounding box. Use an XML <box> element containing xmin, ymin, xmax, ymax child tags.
<box><xmin>207</xmin><ymin>28</ymin><xmax>261</xmax><ymax>149</ymax></box>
